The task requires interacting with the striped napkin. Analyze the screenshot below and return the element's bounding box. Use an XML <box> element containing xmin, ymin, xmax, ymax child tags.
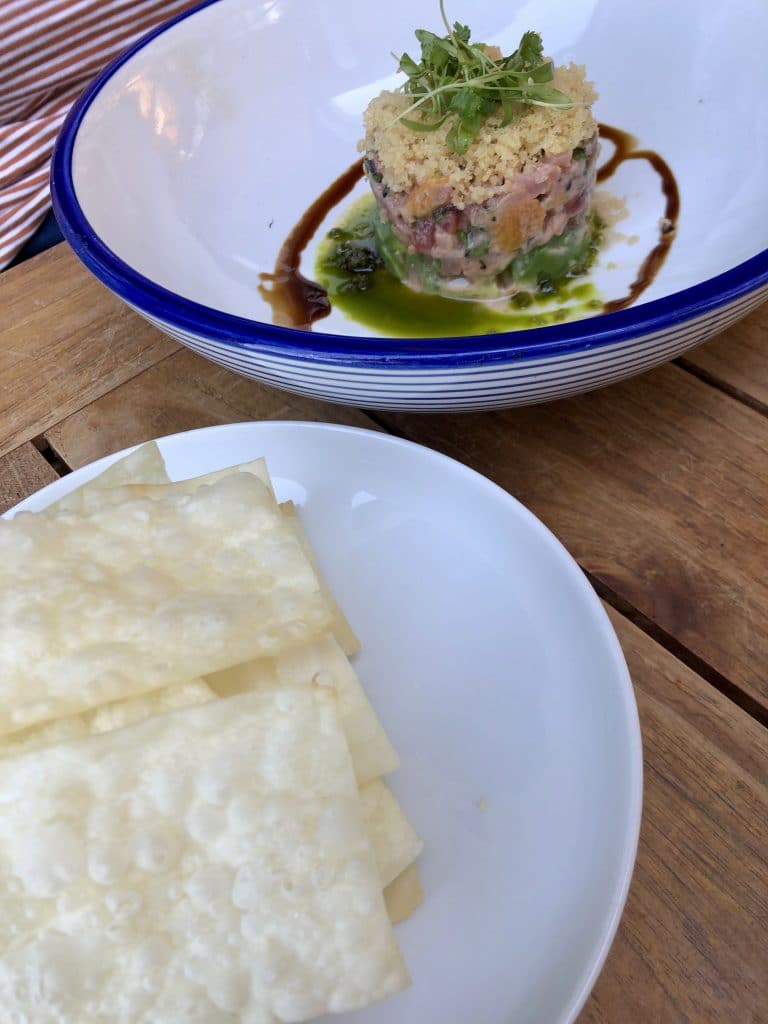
<box><xmin>0</xmin><ymin>0</ymin><xmax>199</xmax><ymax>268</ymax></box>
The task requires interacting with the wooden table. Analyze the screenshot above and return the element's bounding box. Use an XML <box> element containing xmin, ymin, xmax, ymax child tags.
<box><xmin>2</xmin><ymin>243</ymin><xmax>767</xmax><ymax>1023</ymax></box>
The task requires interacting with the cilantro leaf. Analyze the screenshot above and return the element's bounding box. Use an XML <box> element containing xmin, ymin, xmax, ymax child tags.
<box><xmin>391</xmin><ymin>1</ymin><xmax>575</xmax><ymax>153</ymax></box>
<box><xmin>514</xmin><ymin>30</ymin><xmax>544</xmax><ymax>70</ymax></box>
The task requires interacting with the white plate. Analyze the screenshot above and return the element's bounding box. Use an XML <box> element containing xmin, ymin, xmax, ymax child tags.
<box><xmin>10</xmin><ymin>421</ymin><xmax>642</xmax><ymax>1024</ymax></box>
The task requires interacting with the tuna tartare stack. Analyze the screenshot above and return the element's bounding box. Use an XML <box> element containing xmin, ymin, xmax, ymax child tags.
<box><xmin>361</xmin><ymin>20</ymin><xmax>600</xmax><ymax>299</ymax></box>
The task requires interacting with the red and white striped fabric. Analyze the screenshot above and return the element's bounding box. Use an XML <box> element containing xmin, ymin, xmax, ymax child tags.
<box><xmin>0</xmin><ymin>0</ymin><xmax>200</xmax><ymax>268</ymax></box>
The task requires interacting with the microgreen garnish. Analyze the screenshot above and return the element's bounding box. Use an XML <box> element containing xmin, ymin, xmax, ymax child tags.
<box><xmin>392</xmin><ymin>0</ymin><xmax>572</xmax><ymax>154</ymax></box>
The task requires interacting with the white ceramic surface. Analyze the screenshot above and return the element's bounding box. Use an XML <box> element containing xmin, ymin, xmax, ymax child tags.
<box><xmin>66</xmin><ymin>0</ymin><xmax>766</xmax><ymax>324</ymax></box>
<box><xmin>11</xmin><ymin>421</ymin><xmax>643</xmax><ymax>1024</ymax></box>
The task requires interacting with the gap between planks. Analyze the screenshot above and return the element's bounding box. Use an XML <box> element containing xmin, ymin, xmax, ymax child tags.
<box><xmin>675</xmin><ymin>357</ymin><xmax>768</xmax><ymax>419</ymax></box>
<box><xmin>32</xmin><ymin>436</ymin><xmax>72</xmax><ymax>477</ymax></box>
<box><xmin>585</xmin><ymin>570</ymin><xmax>768</xmax><ymax>731</ymax></box>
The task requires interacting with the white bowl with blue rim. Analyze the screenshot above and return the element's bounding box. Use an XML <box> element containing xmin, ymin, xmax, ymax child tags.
<box><xmin>51</xmin><ymin>0</ymin><xmax>768</xmax><ymax>412</ymax></box>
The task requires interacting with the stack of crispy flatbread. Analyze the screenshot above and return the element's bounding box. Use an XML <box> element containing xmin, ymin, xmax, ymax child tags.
<box><xmin>0</xmin><ymin>443</ymin><xmax>422</xmax><ymax>1023</ymax></box>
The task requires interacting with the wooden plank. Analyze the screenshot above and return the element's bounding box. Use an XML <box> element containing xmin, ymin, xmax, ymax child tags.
<box><xmin>580</xmin><ymin>607</ymin><xmax>768</xmax><ymax>1024</ymax></box>
<box><xmin>0</xmin><ymin>443</ymin><xmax>59</xmax><ymax>514</ymax></box>
<box><xmin>682</xmin><ymin>303</ymin><xmax>768</xmax><ymax>408</ymax></box>
<box><xmin>0</xmin><ymin>245</ymin><xmax>176</xmax><ymax>460</ymax></box>
<box><xmin>377</xmin><ymin>363</ymin><xmax>768</xmax><ymax>709</ymax></box>
<box><xmin>44</xmin><ymin>346</ymin><xmax>377</xmax><ymax>469</ymax></box>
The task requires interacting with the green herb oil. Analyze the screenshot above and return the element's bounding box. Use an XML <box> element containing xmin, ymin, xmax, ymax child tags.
<box><xmin>315</xmin><ymin>196</ymin><xmax>604</xmax><ymax>339</ymax></box>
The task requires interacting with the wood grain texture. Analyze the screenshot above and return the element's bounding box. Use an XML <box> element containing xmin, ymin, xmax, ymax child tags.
<box><xmin>0</xmin><ymin>245</ymin><xmax>175</xmax><ymax>460</ymax></box>
<box><xmin>44</xmin><ymin>346</ymin><xmax>377</xmax><ymax>468</ymax></box>
<box><xmin>682</xmin><ymin>303</ymin><xmax>768</xmax><ymax>408</ymax></box>
<box><xmin>0</xmin><ymin>443</ymin><xmax>59</xmax><ymax>514</ymax></box>
<box><xmin>580</xmin><ymin>607</ymin><xmax>768</xmax><ymax>1024</ymax></box>
<box><xmin>377</xmin><ymin>363</ymin><xmax>768</xmax><ymax>709</ymax></box>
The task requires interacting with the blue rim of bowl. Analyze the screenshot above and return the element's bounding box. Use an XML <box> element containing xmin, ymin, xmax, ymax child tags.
<box><xmin>51</xmin><ymin>0</ymin><xmax>768</xmax><ymax>370</ymax></box>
